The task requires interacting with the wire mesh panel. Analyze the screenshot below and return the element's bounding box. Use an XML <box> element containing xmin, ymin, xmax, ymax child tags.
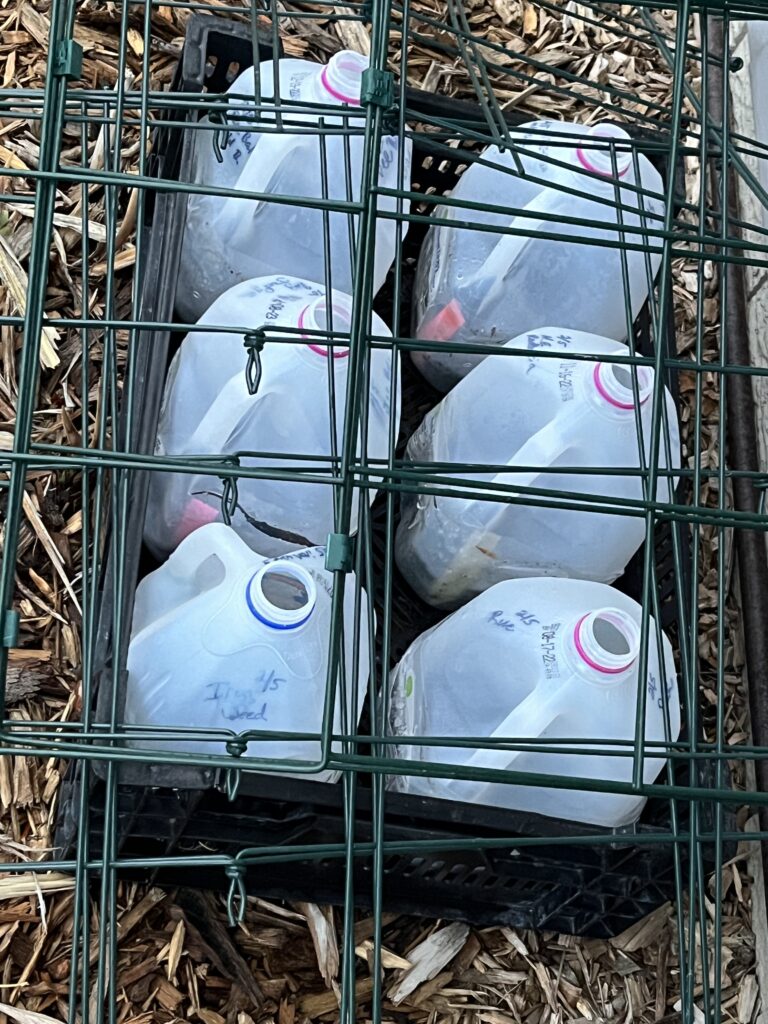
<box><xmin>0</xmin><ymin>0</ymin><xmax>766</xmax><ymax>1022</ymax></box>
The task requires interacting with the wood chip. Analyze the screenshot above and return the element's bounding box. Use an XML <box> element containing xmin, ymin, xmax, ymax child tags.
<box><xmin>295</xmin><ymin>903</ymin><xmax>339</xmax><ymax>989</ymax></box>
<box><xmin>7</xmin><ymin>204</ymin><xmax>108</xmax><ymax>242</ymax></box>
<box><xmin>389</xmin><ymin>922</ymin><xmax>470</xmax><ymax>1005</ymax></box>
<box><xmin>355</xmin><ymin>939</ymin><xmax>413</xmax><ymax>970</ymax></box>
<box><xmin>20</xmin><ymin>490</ymin><xmax>80</xmax><ymax>614</ymax></box>
<box><xmin>5</xmin><ymin>661</ymin><xmax>48</xmax><ymax>704</ymax></box>
<box><xmin>0</xmin><ymin>234</ymin><xmax>59</xmax><ymax>368</ymax></box>
<box><xmin>0</xmin><ymin>875</ymin><xmax>75</xmax><ymax>899</ymax></box>
<box><xmin>610</xmin><ymin>903</ymin><xmax>672</xmax><ymax>954</ymax></box>
<box><xmin>298</xmin><ymin>977</ymin><xmax>373</xmax><ymax>1017</ymax></box>
<box><xmin>0</xmin><ymin>1004</ymin><xmax>63</xmax><ymax>1024</ymax></box>
<box><xmin>166</xmin><ymin>919</ymin><xmax>185</xmax><ymax>982</ymax></box>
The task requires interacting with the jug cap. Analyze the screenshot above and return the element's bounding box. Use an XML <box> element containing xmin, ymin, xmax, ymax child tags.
<box><xmin>593</xmin><ymin>362</ymin><xmax>652</xmax><ymax>410</ymax></box>
<box><xmin>575</xmin><ymin>124</ymin><xmax>632</xmax><ymax>179</ymax></box>
<box><xmin>319</xmin><ymin>50</ymin><xmax>367</xmax><ymax>106</ymax></box>
<box><xmin>246</xmin><ymin>562</ymin><xmax>317</xmax><ymax>630</ymax></box>
<box><xmin>417</xmin><ymin>298</ymin><xmax>466</xmax><ymax>342</ymax></box>
<box><xmin>574</xmin><ymin>608</ymin><xmax>640</xmax><ymax>675</ymax></box>
<box><xmin>298</xmin><ymin>298</ymin><xmax>351</xmax><ymax>358</ymax></box>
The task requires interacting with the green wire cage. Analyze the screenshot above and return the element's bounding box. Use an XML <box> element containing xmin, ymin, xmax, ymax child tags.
<box><xmin>0</xmin><ymin>0</ymin><xmax>767</xmax><ymax>1020</ymax></box>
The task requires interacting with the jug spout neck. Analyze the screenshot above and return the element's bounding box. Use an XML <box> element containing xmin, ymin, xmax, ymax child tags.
<box><xmin>297</xmin><ymin>296</ymin><xmax>352</xmax><ymax>359</ymax></box>
<box><xmin>312</xmin><ymin>50</ymin><xmax>367</xmax><ymax>106</ymax></box>
<box><xmin>564</xmin><ymin>607</ymin><xmax>640</xmax><ymax>681</ymax></box>
<box><xmin>246</xmin><ymin>561</ymin><xmax>318</xmax><ymax>631</ymax></box>
<box><xmin>570</xmin><ymin>123</ymin><xmax>633</xmax><ymax>184</ymax></box>
<box><xmin>588</xmin><ymin>361</ymin><xmax>653</xmax><ymax>414</ymax></box>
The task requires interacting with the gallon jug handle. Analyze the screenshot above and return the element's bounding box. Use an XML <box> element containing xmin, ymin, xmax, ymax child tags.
<box><xmin>492</xmin><ymin>414</ymin><xmax>576</xmax><ymax>497</ymax></box>
<box><xmin>447</xmin><ymin>410</ymin><xmax>582</xmax><ymax>532</ymax></box>
<box><xmin>227</xmin><ymin>132</ymin><xmax>312</xmax><ymax>213</ymax></box>
<box><xmin>445</xmin><ymin>685</ymin><xmax>563</xmax><ymax>801</ymax></box>
<box><xmin>461</xmin><ymin>190</ymin><xmax>552</xmax><ymax>316</ymax></box>
<box><xmin>165</xmin><ymin>521</ymin><xmax>248</xmax><ymax>583</ymax></box>
<box><xmin>186</xmin><ymin>370</ymin><xmax>258</xmax><ymax>457</ymax></box>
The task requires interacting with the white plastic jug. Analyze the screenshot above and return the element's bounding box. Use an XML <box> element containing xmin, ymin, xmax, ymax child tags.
<box><xmin>144</xmin><ymin>275</ymin><xmax>400</xmax><ymax>559</ymax></box>
<box><xmin>177</xmin><ymin>50</ymin><xmax>412</xmax><ymax>322</ymax></box>
<box><xmin>412</xmin><ymin>121</ymin><xmax>666</xmax><ymax>391</ymax></box>
<box><xmin>388</xmin><ymin>576</ymin><xmax>680</xmax><ymax>827</ymax></box>
<box><xmin>396</xmin><ymin>327</ymin><xmax>680</xmax><ymax>609</ymax></box>
<box><xmin>125</xmin><ymin>523</ymin><xmax>370</xmax><ymax>778</ymax></box>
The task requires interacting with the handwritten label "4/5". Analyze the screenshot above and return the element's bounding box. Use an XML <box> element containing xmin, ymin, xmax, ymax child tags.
<box><xmin>204</xmin><ymin>668</ymin><xmax>286</xmax><ymax>723</ymax></box>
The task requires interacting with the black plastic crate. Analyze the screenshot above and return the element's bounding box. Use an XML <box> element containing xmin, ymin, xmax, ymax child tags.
<box><xmin>55</xmin><ymin>15</ymin><xmax>723</xmax><ymax>938</ymax></box>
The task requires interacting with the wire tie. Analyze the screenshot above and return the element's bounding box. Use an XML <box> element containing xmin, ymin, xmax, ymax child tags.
<box><xmin>225</xmin><ymin>862</ymin><xmax>247</xmax><ymax>926</ymax></box>
<box><xmin>244</xmin><ymin>329</ymin><xmax>266</xmax><ymax>395</ymax></box>
<box><xmin>224</xmin><ymin>766</ymin><xmax>242</xmax><ymax>801</ymax></box>
<box><xmin>209</xmin><ymin>107</ymin><xmax>231</xmax><ymax>164</ymax></box>
<box><xmin>220</xmin><ymin>474</ymin><xmax>239</xmax><ymax>525</ymax></box>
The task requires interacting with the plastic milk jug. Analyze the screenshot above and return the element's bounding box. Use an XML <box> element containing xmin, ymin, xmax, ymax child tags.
<box><xmin>177</xmin><ymin>50</ymin><xmax>411</xmax><ymax>321</ymax></box>
<box><xmin>125</xmin><ymin>523</ymin><xmax>369</xmax><ymax>779</ymax></box>
<box><xmin>412</xmin><ymin>121</ymin><xmax>666</xmax><ymax>391</ymax></box>
<box><xmin>144</xmin><ymin>275</ymin><xmax>399</xmax><ymax>559</ymax></box>
<box><xmin>388</xmin><ymin>576</ymin><xmax>680</xmax><ymax>827</ymax></box>
<box><xmin>395</xmin><ymin>328</ymin><xmax>680</xmax><ymax>608</ymax></box>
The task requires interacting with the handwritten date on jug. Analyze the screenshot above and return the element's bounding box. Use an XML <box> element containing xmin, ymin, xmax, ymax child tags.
<box><xmin>204</xmin><ymin>669</ymin><xmax>286</xmax><ymax>723</ymax></box>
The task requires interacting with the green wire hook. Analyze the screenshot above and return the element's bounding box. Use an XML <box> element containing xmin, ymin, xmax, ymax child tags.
<box><xmin>225</xmin><ymin>862</ymin><xmax>247</xmax><ymax>926</ymax></box>
<box><xmin>220</xmin><ymin>470</ymin><xmax>239</xmax><ymax>525</ymax></box>
<box><xmin>224</xmin><ymin>765</ymin><xmax>242</xmax><ymax>801</ymax></box>
<box><xmin>755</xmin><ymin>479</ymin><xmax>768</xmax><ymax>517</ymax></box>
<box><xmin>208</xmin><ymin>106</ymin><xmax>231</xmax><ymax>164</ymax></box>
<box><xmin>244</xmin><ymin>329</ymin><xmax>266</xmax><ymax>395</ymax></box>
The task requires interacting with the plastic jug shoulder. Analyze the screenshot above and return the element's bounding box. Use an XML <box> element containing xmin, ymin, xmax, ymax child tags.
<box><xmin>145</xmin><ymin>274</ymin><xmax>400</xmax><ymax>559</ymax></box>
<box><xmin>396</xmin><ymin>327</ymin><xmax>680</xmax><ymax>607</ymax></box>
<box><xmin>126</xmin><ymin>523</ymin><xmax>370</xmax><ymax>778</ymax></box>
<box><xmin>388</xmin><ymin>575</ymin><xmax>680</xmax><ymax>828</ymax></box>
<box><xmin>412</xmin><ymin>121</ymin><xmax>666</xmax><ymax>392</ymax></box>
<box><xmin>177</xmin><ymin>50</ymin><xmax>412</xmax><ymax>321</ymax></box>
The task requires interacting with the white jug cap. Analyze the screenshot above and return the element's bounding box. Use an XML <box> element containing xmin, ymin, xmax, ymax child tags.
<box><xmin>298</xmin><ymin>296</ymin><xmax>351</xmax><ymax>358</ymax></box>
<box><xmin>246</xmin><ymin>562</ymin><xmax>317</xmax><ymax>629</ymax></box>
<box><xmin>575</xmin><ymin>123</ymin><xmax>632</xmax><ymax>179</ymax></box>
<box><xmin>573</xmin><ymin>608</ymin><xmax>640</xmax><ymax>675</ymax></box>
<box><xmin>319</xmin><ymin>50</ymin><xmax>368</xmax><ymax>106</ymax></box>
<box><xmin>593</xmin><ymin>361</ymin><xmax>652</xmax><ymax>409</ymax></box>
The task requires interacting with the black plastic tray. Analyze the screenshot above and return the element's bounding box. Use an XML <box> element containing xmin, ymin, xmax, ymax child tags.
<box><xmin>56</xmin><ymin>15</ymin><xmax>720</xmax><ymax>938</ymax></box>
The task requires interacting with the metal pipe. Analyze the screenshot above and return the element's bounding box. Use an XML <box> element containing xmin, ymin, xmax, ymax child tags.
<box><xmin>709</xmin><ymin>17</ymin><xmax>768</xmax><ymax>879</ymax></box>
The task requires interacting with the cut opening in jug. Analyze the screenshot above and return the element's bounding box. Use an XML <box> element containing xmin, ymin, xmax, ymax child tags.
<box><xmin>247</xmin><ymin>562</ymin><xmax>317</xmax><ymax>629</ymax></box>
<box><xmin>318</xmin><ymin>50</ymin><xmax>367</xmax><ymax>106</ymax></box>
<box><xmin>299</xmin><ymin>298</ymin><xmax>352</xmax><ymax>358</ymax></box>
<box><xmin>593</xmin><ymin>361</ymin><xmax>652</xmax><ymax>409</ymax></box>
<box><xmin>575</xmin><ymin>124</ymin><xmax>632</xmax><ymax>180</ymax></box>
<box><xmin>574</xmin><ymin>608</ymin><xmax>640</xmax><ymax>675</ymax></box>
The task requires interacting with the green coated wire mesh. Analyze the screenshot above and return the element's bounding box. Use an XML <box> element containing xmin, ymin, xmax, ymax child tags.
<box><xmin>0</xmin><ymin>0</ymin><xmax>766</xmax><ymax>1020</ymax></box>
